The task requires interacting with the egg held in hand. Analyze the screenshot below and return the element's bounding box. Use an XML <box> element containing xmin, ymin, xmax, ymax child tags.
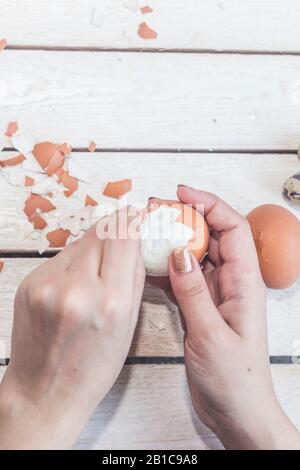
<box><xmin>247</xmin><ymin>204</ymin><xmax>300</xmax><ymax>289</ymax></box>
<box><xmin>141</xmin><ymin>199</ymin><xmax>209</xmax><ymax>276</ymax></box>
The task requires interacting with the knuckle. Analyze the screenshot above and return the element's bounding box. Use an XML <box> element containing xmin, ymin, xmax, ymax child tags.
<box><xmin>178</xmin><ymin>278</ymin><xmax>207</xmax><ymax>298</ymax></box>
<box><xmin>30</xmin><ymin>280</ymin><xmax>57</xmax><ymax>311</ymax></box>
<box><xmin>56</xmin><ymin>284</ymin><xmax>86</xmax><ymax>326</ymax></box>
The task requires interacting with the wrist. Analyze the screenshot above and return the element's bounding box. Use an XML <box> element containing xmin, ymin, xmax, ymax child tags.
<box><xmin>215</xmin><ymin>399</ymin><xmax>300</xmax><ymax>450</ymax></box>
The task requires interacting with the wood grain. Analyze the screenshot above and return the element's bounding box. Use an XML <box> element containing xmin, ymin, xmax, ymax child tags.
<box><xmin>1</xmin><ymin>1</ymin><xmax>300</xmax><ymax>52</ymax></box>
<box><xmin>0</xmin><ymin>258</ymin><xmax>299</xmax><ymax>358</ymax></box>
<box><xmin>0</xmin><ymin>364</ymin><xmax>299</xmax><ymax>449</ymax></box>
<box><xmin>1</xmin><ymin>52</ymin><xmax>300</xmax><ymax>150</ymax></box>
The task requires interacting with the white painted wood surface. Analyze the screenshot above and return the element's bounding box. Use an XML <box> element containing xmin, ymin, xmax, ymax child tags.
<box><xmin>1</xmin><ymin>52</ymin><xmax>300</xmax><ymax>150</ymax></box>
<box><xmin>0</xmin><ymin>364</ymin><xmax>299</xmax><ymax>449</ymax></box>
<box><xmin>1</xmin><ymin>0</ymin><xmax>300</xmax><ymax>450</ymax></box>
<box><xmin>0</xmin><ymin>258</ymin><xmax>299</xmax><ymax>359</ymax></box>
<box><xmin>0</xmin><ymin>152</ymin><xmax>299</xmax><ymax>250</ymax></box>
<box><xmin>1</xmin><ymin>1</ymin><xmax>300</xmax><ymax>52</ymax></box>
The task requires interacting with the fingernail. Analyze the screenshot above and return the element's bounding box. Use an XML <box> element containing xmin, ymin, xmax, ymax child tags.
<box><xmin>173</xmin><ymin>247</ymin><xmax>192</xmax><ymax>273</ymax></box>
<box><xmin>177</xmin><ymin>184</ymin><xmax>194</xmax><ymax>190</ymax></box>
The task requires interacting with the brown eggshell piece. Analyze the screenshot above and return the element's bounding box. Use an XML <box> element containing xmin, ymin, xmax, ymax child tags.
<box><xmin>56</xmin><ymin>169</ymin><xmax>79</xmax><ymax>196</ymax></box>
<box><xmin>24</xmin><ymin>194</ymin><xmax>56</xmax><ymax>218</ymax></box>
<box><xmin>46</xmin><ymin>150</ymin><xmax>65</xmax><ymax>176</ymax></box>
<box><xmin>33</xmin><ymin>142</ymin><xmax>58</xmax><ymax>169</ymax></box>
<box><xmin>103</xmin><ymin>179</ymin><xmax>132</xmax><ymax>199</ymax></box>
<box><xmin>0</xmin><ymin>153</ymin><xmax>26</xmax><ymax>167</ymax></box>
<box><xmin>47</xmin><ymin>229</ymin><xmax>70</xmax><ymax>248</ymax></box>
<box><xmin>5</xmin><ymin>121</ymin><xmax>18</xmax><ymax>137</ymax></box>
<box><xmin>147</xmin><ymin>198</ymin><xmax>210</xmax><ymax>262</ymax></box>
<box><xmin>0</xmin><ymin>39</ymin><xmax>7</xmax><ymax>51</ymax></box>
<box><xmin>25</xmin><ymin>176</ymin><xmax>35</xmax><ymax>187</ymax></box>
<box><xmin>85</xmin><ymin>195</ymin><xmax>98</xmax><ymax>207</ymax></box>
<box><xmin>0</xmin><ymin>261</ymin><xmax>4</xmax><ymax>273</ymax></box>
<box><xmin>88</xmin><ymin>141</ymin><xmax>97</xmax><ymax>152</ymax></box>
<box><xmin>247</xmin><ymin>204</ymin><xmax>300</xmax><ymax>289</ymax></box>
<box><xmin>141</xmin><ymin>6</ymin><xmax>153</xmax><ymax>14</ymax></box>
<box><xmin>29</xmin><ymin>214</ymin><xmax>48</xmax><ymax>230</ymax></box>
<box><xmin>138</xmin><ymin>22</ymin><xmax>158</xmax><ymax>39</ymax></box>
<box><xmin>58</xmin><ymin>143</ymin><xmax>72</xmax><ymax>155</ymax></box>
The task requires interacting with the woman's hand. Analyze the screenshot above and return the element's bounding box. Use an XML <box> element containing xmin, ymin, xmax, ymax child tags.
<box><xmin>169</xmin><ymin>185</ymin><xmax>300</xmax><ymax>450</ymax></box>
<box><xmin>0</xmin><ymin>207</ymin><xmax>145</xmax><ymax>449</ymax></box>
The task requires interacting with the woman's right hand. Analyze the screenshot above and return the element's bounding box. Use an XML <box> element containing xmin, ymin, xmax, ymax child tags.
<box><xmin>169</xmin><ymin>186</ymin><xmax>300</xmax><ymax>450</ymax></box>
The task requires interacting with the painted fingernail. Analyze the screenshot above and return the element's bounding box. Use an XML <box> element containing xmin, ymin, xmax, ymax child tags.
<box><xmin>173</xmin><ymin>247</ymin><xmax>192</xmax><ymax>273</ymax></box>
<box><xmin>177</xmin><ymin>184</ymin><xmax>194</xmax><ymax>190</ymax></box>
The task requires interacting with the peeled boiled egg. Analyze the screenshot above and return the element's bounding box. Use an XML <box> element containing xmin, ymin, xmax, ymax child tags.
<box><xmin>141</xmin><ymin>199</ymin><xmax>209</xmax><ymax>276</ymax></box>
<box><xmin>247</xmin><ymin>204</ymin><xmax>300</xmax><ymax>289</ymax></box>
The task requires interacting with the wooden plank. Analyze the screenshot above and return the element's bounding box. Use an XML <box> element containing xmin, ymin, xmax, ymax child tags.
<box><xmin>1</xmin><ymin>52</ymin><xmax>300</xmax><ymax>150</ymax></box>
<box><xmin>0</xmin><ymin>364</ymin><xmax>299</xmax><ymax>449</ymax></box>
<box><xmin>0</xmin><ymin>152</ymin><xmax>299</xmax><ymax>251</ymax></box>
<box><xmin>1</xmin><ymin>1</ymin><xmax>300</xmax><ymax>52</ymax></box>
<box><xmin>0</xmin><ymin>257</ymin><xmax>299</xmax><ymax>358</ymax></box>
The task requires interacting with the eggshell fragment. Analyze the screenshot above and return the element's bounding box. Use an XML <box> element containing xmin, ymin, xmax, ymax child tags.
<box><xmin>56</xmin><ymin>169</ymin><xmax>79</xmax><ymax>197</ymax></box>
<box><xmin>24</xmin><ymin>194</ymin><xmax>56</xmax><ymax>218</ymax></box>
<box><xmin>47</xmin><ymin>229</ymin><xmax>70</xmax><ymax>248</ymax></box>
<box><xmin>25</xmin><ymin>176</ymin><xmax>35</xmax><ymax>187</ymax></box>
<box><xmin>138</xmin><ymin>22</ymin><xmax>157</xmax><ymax>39</ymax></box>
<box><xmin>103</xmin><ymin>179</ymin><xmax>132</xmax><ymax>199</ymax></box>
<box><xmin>46</xmin><ymin>150</ymin><xmax>65</xmax><ymax>176</ymax></box>
<box><xmin>5</xmin><ymin>122</ymin><xmax>18</xmax><ymax>138</ymax></box>
<box><xmin>0</xmin><ymin>39</ymin><xmax>7</xmax><ymax>51</ymax></box>
<box><xmin>33</xmin><ymin>142</ymin><xmax>58</xmax><ymax>170</ymax></box>
<box><xmin>247</xmin><ymin>204</ymin><xmax>300</xmax><ymax>289</ymax></box>
<box><xmin>58</xmin><ymin>143</ymin><xmax>72</xmax><ymax>156</ymax></box>
<box><xmin>85</xmin><ymin>195</ymin><xmax>98</xmax><ymax>207</ymax></box>
<box><xmin>29</xmin><ymin>214</ymin><xmax>47</xmax><ymax>230</ymax></box>
<box><xmin>141</xmin><ymin>6</ymin><xmax>153</xmax><ymax>14</ymax></box>
<box><xmin>283</xmin><ymin>172</ymin><xmax>300</xmax><ymax>208</ymax></box>
<box><xmin>88</xmin><ymin>141</ymin><xmax>97</xmax><ymax>152</ymax></box>
<box><xmin>0</xmin><ymin>261</ymin><xmax>4</xmax><ymax>273</ymax></box>
<box><xmin>0</xmin><ymin>154</ymin><xmax>25</xmax><ymax>167</ymax></box>
<box><xmin>12</xmin><ymin>133</ymin><xmax>36</xmax><ymax>156</ymax></box>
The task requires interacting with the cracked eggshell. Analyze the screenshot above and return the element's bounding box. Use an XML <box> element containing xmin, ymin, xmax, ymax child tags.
<box><xmin>247</xmin><ymin>204</ymin><xmax>300</xmax><ymax>289</ymax></box>
<box><xmin>283</xmin><ymin>172</ymin><xmax>300</xmax><ymax>208</ymax></box>
<box><xmin>141</xmin><ymin>199</ymin><xmax>209</xmax><ymax>276</ymax></box>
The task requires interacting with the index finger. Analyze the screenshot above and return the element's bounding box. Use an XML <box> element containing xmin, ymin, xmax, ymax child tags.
<box><xmin>100</xmin><ymin>206</ymin><xmax>144</xmax><ymax>292</ymax></box>
<box><xmin>177</xmin><ymin>185</ymin><xmax>258</xmax><ymax>268</ymax></box>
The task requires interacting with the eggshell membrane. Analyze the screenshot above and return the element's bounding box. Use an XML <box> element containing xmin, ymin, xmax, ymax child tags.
<box><xmin>247</xmin><ymin>204</ymin><xmax>300</xmax><ymax>289</ymax></box>
<box><xmin>147</xmin><ymin>199</ymin><xmax>209</xmax><ymax>262</ymax></box>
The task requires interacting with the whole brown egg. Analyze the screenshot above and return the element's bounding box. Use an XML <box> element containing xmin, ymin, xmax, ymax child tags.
<box><xmin>247</xmin><ymin>204</ymin><xmax>300</xmax><ymax>289</ymax></box>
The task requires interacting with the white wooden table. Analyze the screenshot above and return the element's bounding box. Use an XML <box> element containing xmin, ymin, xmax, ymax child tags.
<box><xmin>0</xmin><ymin>0</ymin><xmax>300</xmax><ymax>449</ymax></box>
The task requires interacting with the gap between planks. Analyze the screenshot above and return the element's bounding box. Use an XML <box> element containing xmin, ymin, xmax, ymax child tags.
<box><xmin>2</xmin><ymin>148</ymin><xmax>298</xmax><ymax>155</ymax></box>
<box><xmin>0</xmin><ymin>357</ymin><xmax>299</xmax><ymax>366</ymax></box>
<box><xmin>6</xmin><ymin>46</ymin><xmax>300</xmax><ymax>56</ymax></box>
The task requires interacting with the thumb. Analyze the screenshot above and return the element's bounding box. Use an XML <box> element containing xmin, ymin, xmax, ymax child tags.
<box><xmin>169</xmin><ymin>248</ymin><xmax>224</xmax><ymax>337</ymax></box>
